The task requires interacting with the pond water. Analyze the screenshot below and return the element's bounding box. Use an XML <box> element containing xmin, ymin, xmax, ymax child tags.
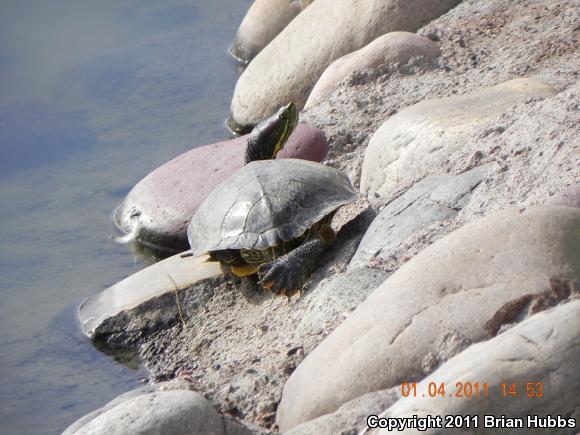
<box><xmin>0</xmin><ymin>1</ymin><xmax>249</xmax><ymax>433</ymax></box>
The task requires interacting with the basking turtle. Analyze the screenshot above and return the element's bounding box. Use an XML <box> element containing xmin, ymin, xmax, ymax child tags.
<box><xmin>187</xmin><ymin>103</ymin><xmax>356</xmax><ymax>296</ymax></box>
<box><xmin>244</xmin><ymin>101</ymin><xmax>298</xmax><ymax>163</ymax></box>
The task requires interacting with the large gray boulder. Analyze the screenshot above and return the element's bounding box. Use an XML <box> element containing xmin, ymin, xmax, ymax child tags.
<box><xmin>349</xmin><ymin>164</ymin><xmax>491</xmax><ymax>270</ymax></box>
<box><xmin>369</xmin><ymin>299</ymin><xmax>580</xmax><ymax>434</ymax></box>
<box><xmin>305</xmin><ymin>32</ymin><xmax>440</xmax><ymax>108</ymax></box>
<box><xmin>360</xmin><ymin>78</ymin><xmax>556</xmax><ymax>199</ymax></box>
<box><xmin>62</xmin><ymin>381</ymin><xmax>226</xmax><ymax>435</ymax></box>
<box><xmin>276</xmin><ymin>206</ymin><xmax>580</xmax><ymax>431</ymax></box>
<box><xmin>230</xmin><ymin>0</ymin><xmax>310</xmax><ymax>64</ymax></box>
<box><xmin>229</xmin><ymin>0</ymin><xmax>461</xmax><ymax>130</ymax></box>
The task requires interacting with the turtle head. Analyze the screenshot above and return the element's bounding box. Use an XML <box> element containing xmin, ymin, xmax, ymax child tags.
<box><xmin>245</xmin><ymin>102</ymin><xmax>298</xmax><ymax>163</ymax></box>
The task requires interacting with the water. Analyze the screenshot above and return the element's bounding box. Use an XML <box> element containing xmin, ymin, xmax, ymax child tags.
<box><xmin>0</xmin><ymin>1</ymin><xmax>250</xmax><ymax>433</ymax></box>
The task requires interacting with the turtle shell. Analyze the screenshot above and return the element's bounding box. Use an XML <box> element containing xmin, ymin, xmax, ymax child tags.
<box><xmin>188</xmin><ymin>158</ymin><xmax>356</xmax><ymax>256</ymax></box>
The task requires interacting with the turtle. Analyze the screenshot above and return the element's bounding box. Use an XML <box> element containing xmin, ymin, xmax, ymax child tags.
<box><xmin>244</xmin><ymin>101</ymin><xmax>299</xmax><ymax>163</ymax></box>
<box><xmin>187</xmin><ymin>103</ymin><xmax>356</xmax><ymax>296</ymax></box>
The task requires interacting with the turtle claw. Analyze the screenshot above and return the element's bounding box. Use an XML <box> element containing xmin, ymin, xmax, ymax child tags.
<box><xmin>261</xmin><ymin>279</ymin><xmax>274</xmax><ymax>291</ymax></box>
<box><xmin>258</xmin><ymin>260</ymin><xmax>303</xmax><ymax>297</ymax></box>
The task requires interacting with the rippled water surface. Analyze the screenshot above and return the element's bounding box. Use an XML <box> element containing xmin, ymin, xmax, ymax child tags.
<box><xmin>0</xmin><ymin>1</ymin><xmax>249</xmax><ymax>433</ymax></box>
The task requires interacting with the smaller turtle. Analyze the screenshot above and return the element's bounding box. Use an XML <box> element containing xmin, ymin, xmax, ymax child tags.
<box><xmin>187</xmin><ymin>103</ymin><xmax>356</xmax><ymax>296</ymax></box>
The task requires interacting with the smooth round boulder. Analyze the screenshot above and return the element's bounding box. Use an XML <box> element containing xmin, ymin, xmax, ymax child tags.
<box><xmin>371</xmin><ymin>299</ymin><xmax>580</xmax><ymax>434</ymax></box>
<box><xmin>360</xmin><ymin>78</ymin><xmax>556</xmax><ymax>199</ymax></box>
<box><xmin>115</xmin><ymin>124</ymin><xmax>328</xmax><ymax>251</ymax></box>
<box><xmin>305</xmin><ymin>32</ymin><xmax>440</xmax><ymax>108</ymax></box>
<box><xmin>230</xmin><ymin>0</ymin><xmax>309</xmax><ymax>64</ymax></box>
<box><xmin>63</xmin><ymin>388</ymin><xmax>225</xmax><ymax>435</ymax></box>
<box><xmin>276</xmin><ymin>206</ymin><xmax>580</xmax><ymax>430</ymax></box>
<box><xmin>229</xmin><ymin>0</ymin><xmax>461</xmax><ymax>130</ymax></box>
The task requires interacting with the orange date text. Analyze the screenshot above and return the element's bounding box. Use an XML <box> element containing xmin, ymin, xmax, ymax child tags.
<box><xmin>401</xmin><ymin>381</ymin><xmax>544</xmax><ymax>399</ymax></box>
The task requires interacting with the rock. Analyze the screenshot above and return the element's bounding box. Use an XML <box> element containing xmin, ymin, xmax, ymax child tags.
<box><xmin>276</xmin><ymin>206</ymin><xmax>580</xmax><ymax>430</ymax></box>
<box><xmin>78</xmin><ymin>252</ymin><xmax>222</xmax><ymax>345</ymax></box>
<box><xmin>63</xmin><ymin>380</ymin><xmax>188</xmax><ymax>434</ymax></box>
<box><xmin>360</xmin><ymin>78</ymin><xmax>556</xmax><ymax>199</ymax></box>
<box><xmin>115</xmin><ymin>124</ymin><xmax>327</xmax><ymax>251</ymax></box>
<box><xmin>349</xmin><ymin>164</ymin><xmax>492</xmax><ymax>270</ymax></box>
<box><xmin>275</xmin><ymin>124</ymin><xmax>328</xmax><ymax>160</ymax></box>
<box><xmin>296</xmin><ymin>267</ymin><xmax>391</xmax><ymax>335</ymax></box>
<box><xmin>546</xmin><ymin>183</ymin><xmax>580</xmax><ymax>208</ymax></box>
<box><xmin>369</xmin><ymin>299</ymin><xmax>580</xmax><ymax>434</ymax></box>
<box><xmin>305</xmin><ymin>32</ymin><xmax>440</xmax><ymax>108</ymax></box>
<box><xmin>63</xmin><ymin>380</ymin><xmax>226</xmax><ymax>435</ymax></box>
<box><xmin>230</xmin><ymin>0</ymin><xmax>305</xmax><ymax>64</ymax></box>
<box><xmin>229</xmin><ymin>0</ymin><xmax>461</xmax><ymax>130</ymax></box>
<box><xmin>222</xmin><ymin>418</ymin><xmax>264</xmax><ymax>435</ymax></box>
<box><xmin>287</xmin><ymin>388</ymin><xmax>401</xmax><ymax>435</ymax></box>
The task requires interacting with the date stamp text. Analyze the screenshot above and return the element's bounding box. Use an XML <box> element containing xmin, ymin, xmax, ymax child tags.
<box><xmin>401</xmin><ymin>381</ymin><xmax>544</xmax><ymax>398</ymax></box>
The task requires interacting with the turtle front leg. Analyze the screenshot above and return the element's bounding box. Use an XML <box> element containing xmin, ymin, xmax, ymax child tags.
<box><xmin>258</xmin><ymin>226</ymin><xmax>335</xmax><ymax>297</ymax></box>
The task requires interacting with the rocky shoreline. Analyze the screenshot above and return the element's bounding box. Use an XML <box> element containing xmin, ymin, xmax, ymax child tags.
<box><xmin>67</xmin><ymin>0</ymin><xmax>579</xmax><ymax>434</ymax></box>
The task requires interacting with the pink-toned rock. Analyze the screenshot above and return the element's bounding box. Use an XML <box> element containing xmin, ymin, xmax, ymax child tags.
<box><xmin>305</xmin><ymin>32</ymin><xmax>440</xmax><ymax>108</ymax></box>
<box><xmin>276</xmin><ymin>124</ymin><xmax>326</xmax><ymax>159</ymax></box>
<box><xmin>115</xmin><ymin>124</ymin><xmax>328</xmax><ymax>251</ymax></box>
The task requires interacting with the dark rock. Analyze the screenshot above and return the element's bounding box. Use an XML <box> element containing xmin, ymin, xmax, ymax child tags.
<box><xmin>350</xmin><ymin>164</ymin><xmax>492</xmax><ymax>270</ymax></box>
